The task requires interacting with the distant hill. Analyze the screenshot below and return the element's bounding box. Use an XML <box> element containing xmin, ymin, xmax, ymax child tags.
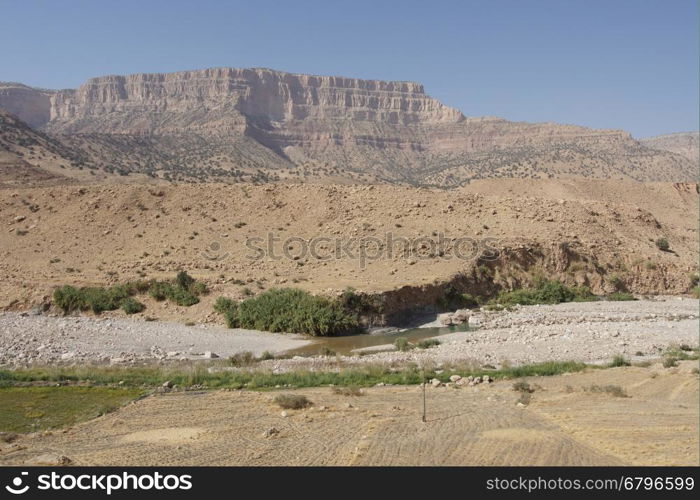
<box><xmin>640</xmin><ymin>132</ymin><xmax>698</xmax><ymax>165</ymax></box>
<box><xmin>0</xmin><ymin>68</ymin><xmax>696</xmax><ymax>185</ymax></box>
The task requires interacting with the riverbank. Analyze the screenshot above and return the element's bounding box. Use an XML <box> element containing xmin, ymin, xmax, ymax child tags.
<box><xmin>0</xmin><ymin>297</ymin><xmax>697</xmax><ymax>368</ymax></box>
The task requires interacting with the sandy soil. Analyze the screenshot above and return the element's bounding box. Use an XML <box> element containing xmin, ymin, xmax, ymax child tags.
<box><xmin>1</xmin><ymin>180</ymin><xmax>697</xmax><ymax>320</ymax></box>
<box><xmin>1</xmin><ymin>362</ymin><xmax>696</xmax><ymax>466</ymax></box>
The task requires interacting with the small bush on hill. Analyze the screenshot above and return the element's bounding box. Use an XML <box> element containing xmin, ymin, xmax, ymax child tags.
<box><xmin>54</xmin><ymin>272</ymin><xmax>206</xmax><ymax>314</ymax></box>
<box><xmin>655</xmin><ymin>238</ymin><xmax>670</xmax><ymax>251</ymax></box>
<box><xmin>121</xmin><ymin>298</ymin><xmax>145</xmax><ymax>315</ymax></box>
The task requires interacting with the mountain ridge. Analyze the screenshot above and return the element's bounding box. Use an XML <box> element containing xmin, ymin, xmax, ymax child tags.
<box><xmin>0</xmin><ymin>67</ymin><xmax>696</xmax><ymax>186</ymax></box>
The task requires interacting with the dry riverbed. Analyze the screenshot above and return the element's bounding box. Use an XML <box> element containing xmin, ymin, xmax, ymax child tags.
<box><xmin>0</xmin><ymin>298</ymin><xmax>697</xmax><ymax>368</ymax></box>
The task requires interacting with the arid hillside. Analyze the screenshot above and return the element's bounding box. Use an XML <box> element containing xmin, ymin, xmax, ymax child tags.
<box><xmin>640</xmin><ymin>131</ymin><xmax>699</xmax><ymax>165</ymax></box>
<box><xmin>1</xmin><ymin>180</ymin><xmax>696</xmax><ymax>322</ymax></box>
<box><xmin>0</xmin><ymin>68</ymin><xmax>696</xmax><ymax>185</ymax></box>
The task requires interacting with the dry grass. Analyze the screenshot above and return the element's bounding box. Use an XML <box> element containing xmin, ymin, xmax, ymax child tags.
<box><xmin>273</xmin><ymin>394</ymin><xmax>312</xmax><ymax>410</ymax></box>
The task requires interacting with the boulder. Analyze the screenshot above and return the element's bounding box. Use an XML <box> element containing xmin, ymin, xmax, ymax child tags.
<box><xmin>453</xmin><ymin>309</ymin><xmax>470</xmax><ymax>323</ymax></box>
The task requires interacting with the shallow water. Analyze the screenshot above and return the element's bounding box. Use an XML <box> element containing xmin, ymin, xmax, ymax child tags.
<box><xmin>284</xmin><ymin>323</ymin><xmax>471</xmax><ymax>356</ymax></box>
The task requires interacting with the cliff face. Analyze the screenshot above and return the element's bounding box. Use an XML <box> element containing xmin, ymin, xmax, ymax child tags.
<box><xmin>0</xmin><ymin>83</ymin><xmax>53</xmax><ymax>129</ymax></box>
<box><xmin>47</xmin><ymin>68</ymin><xmax>464</xmax><ymax>135</ymax></box>
<box><xmin>0</xmin><ymin>68</ymin><xmax>696</xmax><ymax>185</ymax></box>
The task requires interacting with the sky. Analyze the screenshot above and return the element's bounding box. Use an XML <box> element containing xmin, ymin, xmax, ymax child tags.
<box><xmin>0</xmin><ymin>0</ymin><xmax>697</xmax><ymax>137</ymax></box>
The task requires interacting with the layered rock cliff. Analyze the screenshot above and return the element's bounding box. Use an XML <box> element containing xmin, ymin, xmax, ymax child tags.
<box><xmin>0</xmin><ymin>67</ymin><xmax>696</xmax><ymax>185</ymax></box>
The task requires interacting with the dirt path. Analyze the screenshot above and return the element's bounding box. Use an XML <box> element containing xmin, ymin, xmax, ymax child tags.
<box><xmin>2</xmin><ymin>362</ymin><xmax>696</xmax><ymax>466</ymax></box>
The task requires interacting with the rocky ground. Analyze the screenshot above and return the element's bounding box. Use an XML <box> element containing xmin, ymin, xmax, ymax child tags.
<box><xmin>1</xmin><ymin>180</ymin><xmax>698</xmax><ymax>321</ymax></box>
<box><xmin>1</xmin><ymin>298</ymin><xmax>696</xmax><ymax>368</ymax></box>
<box><xmin>0</xmin><ymin>313</ymin><xmax>312</xmax><ymax>366</ymax></box>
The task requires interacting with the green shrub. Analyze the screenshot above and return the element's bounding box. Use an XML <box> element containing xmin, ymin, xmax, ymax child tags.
<box><xmin>218</xmin><ymin>288</ymin><xmax>358</xmax><ymax>336</ymax></box>
<box><xmin>166</xmin><ymin>286</ymin><xmax>199</xmax><ymax>306</ymax></box>
<box><xmin>228</xmin><ymin>351</ymin><xmax>256</xmax><ymax>367</ymax></box>
<box><xmin>175</xmin><ymin>271</ymin><xmax>195</xmax><ymax>290</ymax></box>
<box><xmin>394</xmin><ymin>337</ymin><xmax>411</xmax><ymax>352</ymax></box>
<box><xmin>339</xmin><ymin>287</ymin><xmax>385</xmax><ymax>314</ymax></box>
<box><xmin>493</xmin><ymin>279</ymin><xmax>589</xmax><ymax>307</ymax></box>
<box><xmin>655</xmin><ymin>238</ymin><xmax>670</xmax><ymax>251</ymax></box>
<box><xmin>417</xmin><ymin>339</ymin><xmax>441</xmax><ymax>349</ymax></box>
<box><xmin>213</xmin><ymin>297</ymin><xmax>235</xmax><ymax>314</ymax></box>
<box><xmin>53</xmin><ymin>285</ymin><xmax>130</xmax><ymax>314</ymax></box>
<box><xmin>607</xmin><ymin>292</ymin><xmax>636</xmax><ymax>301</ymax></box>
<box><xmin>609</xmin><ymin>355</ymin><xmax>631</xmax><ymax>367</ymax></box>
<box><xmin>53</xmin><ymin>286</ymin><xmax>85</xmax><ymax>313</ymax></box>
<box><xmin>54</xmin><ymin>272</ymin><xmax>204</xmax><ymax>315</ymax></box>
<box><xmin>121</xmin><ymin>298</ymin><xmax>145</xmax><ymax>315</ymax></box>
<box><xmin>319</xmin><ymin>347</ymin><xmax>336</xmax><ymax>356</ymax></box>
<box><xmin>459</xmin><ymin>293</ymin><xmax>481</xmax><ymax>307</ymax></box>
<box><xmin>571</xmin><ymin>286</ymin><xmax>598</xmax><ymax>302</ymax></box>
<box><xmin>148</xmin><ymin>281</ymin><xmax>171</xmax><ymax>301</ymax></box>
<box><xmin>663</xmin><ymin>357</ymin><xmax>679</xmax><ymax>368</ymax></box>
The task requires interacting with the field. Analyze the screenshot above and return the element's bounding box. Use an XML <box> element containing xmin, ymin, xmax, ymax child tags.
<box><xmin>1</xmin><ymin>361</ymin><xmax>696</xmax><ymax>466</ymax></box>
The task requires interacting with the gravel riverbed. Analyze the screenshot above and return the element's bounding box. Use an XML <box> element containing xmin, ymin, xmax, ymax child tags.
<box><xmin>0</xmin><ymin>297</ymin><xmax>697</xmax><ymax>368</ymax></box>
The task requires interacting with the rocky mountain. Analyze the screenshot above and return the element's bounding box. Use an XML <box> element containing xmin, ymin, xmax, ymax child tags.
<box><xmin>0</xmin><ymin>83</ymin><xmax>53</xmax><ymax>129</ymax></box>
<box><xmin>640</xmin><ymin>132</ymin><xmax>699</xmax><ymax>165</ymax></box>
<box><xmin>0</xmin><ymin>109</ymin><xmax>77</xmax><ymax>186</ymax></box>
<box><xmin>0</xmin><ymin>67</ymin><xmax>696</xmax><ymax>185</ymax></box>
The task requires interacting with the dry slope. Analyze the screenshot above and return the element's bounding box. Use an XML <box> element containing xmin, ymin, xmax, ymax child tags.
<box><xmin>0</xmin><ymin>180</ymin><xmax>696</xmax><ymax>322</ymax></box>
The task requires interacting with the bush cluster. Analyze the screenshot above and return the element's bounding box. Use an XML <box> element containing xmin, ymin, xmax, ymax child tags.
<box><xmin>492</xmin><ymin>279</ymin><xmax>596</xmax><ymax>307</ymax></box>
<box><xmin>53</xmin><ymin>271</ymin><xmax>206</xmax><ymax>314</ymax></box>
<box><xmin>214</xmin><ymin>288</ymin><xmax>359</xmax><ymax>336</ymax></box>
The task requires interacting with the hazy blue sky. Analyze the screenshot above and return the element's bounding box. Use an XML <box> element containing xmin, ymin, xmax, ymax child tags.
<box><xmin>0</xmin><ymin>0</ymin><xmax>696</xmax><ymax>137</ymax></box>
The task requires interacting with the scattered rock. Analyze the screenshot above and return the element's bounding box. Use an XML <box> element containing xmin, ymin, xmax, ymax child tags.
<box><xmin>26</xmin><ymin>453</ymin><xmax>72</xmax><ymax>466</ymax></box>
<box><xmin>263</xmin><ymin>427</ymin><xmax>279</xmax><ymax>438</ymax></box>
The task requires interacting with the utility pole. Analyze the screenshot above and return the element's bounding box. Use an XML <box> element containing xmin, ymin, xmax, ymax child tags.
<box><xmin>421</xmin><ymin>369</ymin><xmax>426</xmax><ymax>423</ymax></box>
